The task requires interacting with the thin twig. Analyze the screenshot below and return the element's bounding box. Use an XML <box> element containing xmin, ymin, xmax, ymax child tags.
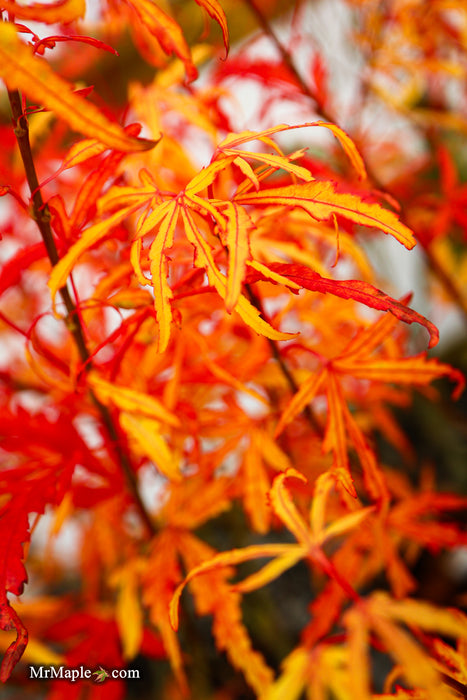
<box><xmin>421</xmin><ymin>241</ymin><xmax>467</xmax><ymax>322</ymax></box>
<box><xmin>245</xmin><ymin>283</ymin><xmax>323</xmax><ymax>436</ymax></box>
<box><xmin>8</xmin><ymin>88</ymin><xmax>156</xmax><ymax>538</ymax></box>
<box><xmin>244</xmin><ymin>0</ymin><xmax>335</xmax><ymax>123</ymax></box>
<box><xmin>440</xmin><ymin>672</ymin><xmax>467</xmax><ymax>699</ymax></box>
<box><xmin>244</xmin><ymin>0</ymin><xmax>467</xmax><ymax>324</ymax></box>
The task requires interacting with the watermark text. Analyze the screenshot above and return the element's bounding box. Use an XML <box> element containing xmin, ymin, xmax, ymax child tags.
<box><xmin>29</xmin><ymin>665</ymin><xmax>139</xmax><ymax>682</ymax></box>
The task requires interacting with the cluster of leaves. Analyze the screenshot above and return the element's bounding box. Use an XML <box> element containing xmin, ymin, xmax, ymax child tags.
<box><xmin>0</xmin><ymin>0</ymin><xmax>466</xmax><ymax>698</ymax></box>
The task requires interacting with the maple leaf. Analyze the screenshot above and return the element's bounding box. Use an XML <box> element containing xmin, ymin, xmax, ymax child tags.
<box><xmin>110</xmin><ymin>562</ymin><xmax>145</xmax><ymax>661</ymax></box>
<box><xmin>125</xmin><ymin>0</ymin><xmax>198</xmax><ymax>82</ymax></box>
<box><xmin>33</xmin><ymin>34</ymin><xmax>120</xmax><ymax>57</ymax></box>
<box><xmin>0</xmin><ymin>23</ymin><xmax>156</xmax><ymax>152</ymax></box>
<box><xmin>177</xmin><ymin>532</ymin><xmax>274</xmax><ymax>695</ymax></box>
<box><xmin>263</xmin><ymin>642</ymin><xmax>360</xmax><ymax>700</ymax></box>
<box><xmin>273</xmin><ymin>306</ymin><xmax>463</xmax><ymax>494</ymax></box>
<box><xmin>247</xmin><ymin>262</ymin><xmax>439</xmax><ymax>348</ymax></box>
<box><xmin>0</xmin><ymin>504</ymin><xmax>29</xmax><ymax>682</ymax></box>
<box><xmin>215</xmin><ymin>121</ymin><xmax>367</xmax><ymax>181</ymax></box>
<box><xmin>170</xmin><ymin>469</ymin><xmax>373</xmax><ymax>628</ymax></box>
<box><xmin>344</xmin><ymin>593</ymin><xmax>467</xmax><ymax>700</ymax></box>
<box><xmin>92</xmin><ymin>666</ymin><xmax>110</xmax><ymax>683</ymax></box>
<box><xmin>194</xmin><ymin>0</ymin><xmax>229</xmax><ymax>56</ymax></box>
<box><xmin>235</xmin><ymin>181</ymin><xmax>415</xmax><ymax>248</ymax></box>
<box><xmin>125</xmin><ymin>0</ymin><xmax>228</xmax><ymax>83</ymax></box>
<box><xmin>46</xmin><ymin>122</ymin><xmax>416</xmax><ymax>354</ymax></box>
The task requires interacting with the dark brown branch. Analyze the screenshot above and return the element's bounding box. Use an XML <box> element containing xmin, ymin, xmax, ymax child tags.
<box><xmin>421</xmin><ymin>241</ymin><xmax>467</xmax><ymax>323</ymax></box>
<box><xmin>244</xmin><ymin>0</ymin><xmax>335</xmax><ymax>123</ymax></box>
<box><xmin>8</xmin><ymin>88</ymin><xmax>156</xmax><ymax>538</ymax></box>
<box><xmin>440</xmin><ymin>672</ymin><xmax>467</xmax><ymax>699</ymax></box>
<box><xmin>245</xmin><ymin>283</ymin><xmax>324</xmax><ymax>436</ymax></box>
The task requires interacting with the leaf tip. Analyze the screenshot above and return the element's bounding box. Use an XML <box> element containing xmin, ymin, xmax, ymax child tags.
<box><xmin>169</xmin><ymin>586</ymin><xmax>182</xmax><ymax>631</ymax></box>
<box><xmin>135</xmin><ymin>134</ymin><xmax>163</xmax><ymax>152</ymax></box>
<box><xmin>451</xmin><ymin>369</ymin><xmax>466</xmax><ymax>400</ymax></box>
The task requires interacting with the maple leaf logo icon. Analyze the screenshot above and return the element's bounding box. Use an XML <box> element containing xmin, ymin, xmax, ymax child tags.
<box><xmin>92</xmin><ymin>667</ymin><xmax>109</xmax><ymax>683</ymax></box>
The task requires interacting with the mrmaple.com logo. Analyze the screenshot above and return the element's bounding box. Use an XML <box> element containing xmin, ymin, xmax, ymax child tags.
<box><xmin>29</xmin><ymin>665</ymin><xmax>140</xmax><ymax>682</ymax></box>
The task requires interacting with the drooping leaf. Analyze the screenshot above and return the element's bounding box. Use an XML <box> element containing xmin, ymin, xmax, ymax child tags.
<box><xmin>169</xmin><ymin>543</ymin><xmax>299</xmax><ymax>630</ymax></box>
<box><xmin>0</xmin><ymin>434</ymin><xmax>76</xmax><ymax>682</ymax></box>
<box><xmin>322</xmin><ymin>371</ymin><xmax>355</xmax><ymax>496</ymax></box>
<box><xmin>235</xmin><ymin>181</ymin><xmax>416</xmax><ymax>249</ymax></box>
<box><xmin>177</xmin><ymin>533</ymin><xmax>274</xmax><ymax>695</ymax></box>
<box><xmin>269</xmin><ymin>469</ymin><xmax>313</xmax><ymax>547</ymax></box>
<box><xmin>310</xmin><ymin>472</ymin><xmax>335</xmax><ymax>543</ymax></box>
<box><xmin>335</xmin><ymin>355</ymin><xmax>464</xmax><ymax>396</ymax></box>
<box><xmin>341</xmin><ymin>400</ymin><xmax>390</xmax><ymax>502</ymax></box>
<box><xmin>243</xmin><ymin>436</ymin><xmax>272</xmax><ymax>534</ymax></box>
<box><xmin>217</xmin><ymin>122</ymin><xmax>366</xmax><ymax>181</ymax></box>
<box><xmin>194</xmin><ymin>0</ymin><xmax>229</xmax><ymax>56</ymax></box>
<box><xmin>314</xmin><ymin>121</ymin><xmax>367</xmax><ymax>180</ymax></box>
<box><xmin>250</xmin><ymin>263</ymin><xmax>439</xmax><ymax>348</ymax></box>
<box><xmin>0</xmin><ymin>23</ymin><xmax>156</xmax><ymax>152</ymax></box>
<box><xmin>0</xmin><ymin>0</ymin><xmax>85</xmax><ymax>24</ymax></box>
<box><xmin>142</xmin><ymin>533</ymin><xmax>188</xmax><ymax>693</ymax></box>
<box><xmin>33</xmin><ymin>34</ymin><xmax>119</xmax><ymax>56</ymax></box>
<box><xmin>0</xmin><ymin>601</ymin><xmax>28</xmax><ymax>683</ymax></box>
<box><xmin>125</xmin><ymin>0</ymin><xmax>198</xmax><ymax>82</ymax></box>
<box><xmin>216</xmin><ymin>121</ymin><xmax>365</xmax><ymax>185</ymax></box>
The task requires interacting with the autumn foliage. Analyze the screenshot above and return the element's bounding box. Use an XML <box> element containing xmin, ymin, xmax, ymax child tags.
<box><xmin>1</xmin><ymin>0</ymin><xmax>467</xmax><ymax>697</ymax></box>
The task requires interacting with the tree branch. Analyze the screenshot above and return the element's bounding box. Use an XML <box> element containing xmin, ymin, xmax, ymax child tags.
<box><xmin>8</xmin><ymin>88</ymin><xmax>156</xmax><ymax>538</ymax></box>
<box><xmin>245</xmin><ymin>283</ymin><xmax>324</xmax><ymax>436</ymax></box>
<box><xmin>244</xmin><ymin>0</ymin><xmax>467</xmax><ymax>325</ymax></box>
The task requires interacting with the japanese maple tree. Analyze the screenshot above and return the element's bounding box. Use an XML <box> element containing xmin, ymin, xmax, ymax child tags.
<box><xmin>0</xmin><ymin>0</ymin><xmax>466</xmax><ymax>698</ymax></box>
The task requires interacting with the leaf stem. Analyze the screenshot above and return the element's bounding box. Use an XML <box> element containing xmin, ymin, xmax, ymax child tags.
<box><xmin>8</xmin><ymin>88</ymin><xmax>156</xmax><ymax>538</ymax></box>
